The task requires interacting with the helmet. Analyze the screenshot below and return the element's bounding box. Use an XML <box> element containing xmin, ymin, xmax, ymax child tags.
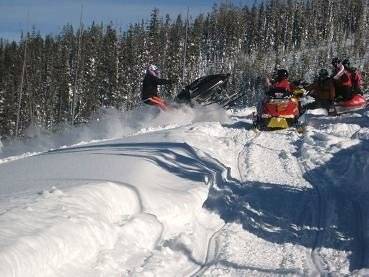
<box><xmin>277</xmin><ymin>69</ymin><xmax>288</xmax><ymax>79</ymax></box>
<box><xmin>147</xmin><ymin>64</ymin><xmax>160</xmax><ymax>77</ymax></box>
<box><xmin>318</xmin><ymin>69</ymin><xmax>329</xmax><ymax>80</ymax></box>
<box><xmin>331</xmin><ymin>57</ymin><xmax>341</xmax><ymax>67</ymax></box>
<box><xmin>342</xmin><ymin>58</ymin><xmax>350</xmax><ymax>68</ymax></box>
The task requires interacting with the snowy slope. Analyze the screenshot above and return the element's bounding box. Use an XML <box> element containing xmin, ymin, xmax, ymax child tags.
<box><xmin>1</xmin><ymin>105</ymin><xmax>369</xmax><ymax>276</ymax></box>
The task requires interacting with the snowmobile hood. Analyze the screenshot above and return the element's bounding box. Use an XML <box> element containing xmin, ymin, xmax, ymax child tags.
<box><xmin>176</xmin><ymin>73</ymin><xmax>230</xmax><ymax>104</ymax></box>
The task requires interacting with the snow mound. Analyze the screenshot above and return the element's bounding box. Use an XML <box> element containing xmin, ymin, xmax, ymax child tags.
<box><xmin>0</xmin><ymin>182</ymin><xmax>143</xmax><ymax>276</ymax></box>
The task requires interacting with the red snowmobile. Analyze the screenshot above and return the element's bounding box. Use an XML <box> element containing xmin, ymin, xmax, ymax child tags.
<box><xmin>331</xmin><ymin>94</ymin><xmax>368</xmax><ymax>115</ymax></box>
<box><xmin>253</xmin><ymin>87</ymin><xmax>304</xmax><ymax>130</ymax></box>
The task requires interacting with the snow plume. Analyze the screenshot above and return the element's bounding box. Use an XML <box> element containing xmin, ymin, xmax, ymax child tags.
<box><xmin>0</xmin><ymin>104</ymin><xmax>230</xmax><ymax>160</ymax></box>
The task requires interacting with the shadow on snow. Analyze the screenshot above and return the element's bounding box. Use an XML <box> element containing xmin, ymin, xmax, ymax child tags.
<box><xmin>44</xmin><ymin>138</ymin><xmax>369</xmax><ymax>271</ymax></box>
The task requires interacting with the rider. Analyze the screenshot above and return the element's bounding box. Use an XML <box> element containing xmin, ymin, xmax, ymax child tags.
<box><xmin>265</xmin><ymin>69</ymin><xmax>293</xmax><ymax>97</ymax></box>
<box><xmin>304</xmin><ymin>69</ymin><xmax>335</xmax><ymax>111</ymax></box>
<box><xmin>342</xmin><ymin>58</ymin><xmax>364</xmax><ymax>96</ymax></box>
<box><xmin>331</xmin><ymin>58</ymin><xmax>353</xmax><ymax>101</ymax></box>
<box><xmin>141</xmin><ymin>64</ymin><xmax>174</xmax><ymax>110</ymax></box>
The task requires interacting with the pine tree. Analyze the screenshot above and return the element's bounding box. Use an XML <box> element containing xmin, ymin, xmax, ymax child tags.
<box><xmin>1</xmin><ymin>0</ymin><xmax>369</xmax><ymax>136</ymax></box>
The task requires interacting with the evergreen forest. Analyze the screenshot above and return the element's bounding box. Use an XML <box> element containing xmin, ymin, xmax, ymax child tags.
<box><xmin>1</xmin><ymin>0</ymin><xmax>369</xmax><ymax>139</ymax></box>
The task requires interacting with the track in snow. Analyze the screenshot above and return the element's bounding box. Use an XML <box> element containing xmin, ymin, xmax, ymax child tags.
<box><xmin>302</xmin><ymin>160</ymin><xmax>367</xmax><ymax>273</ymax></box>
<box><xmin>200</xmin><ymin>129</ymin><xmax>315</xmax><ymax>275</ymax></box>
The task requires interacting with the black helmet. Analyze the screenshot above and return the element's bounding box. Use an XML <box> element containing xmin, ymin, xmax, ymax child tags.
<box><xmin>342</xmin><ymin>58</ymin><xmax>350</xmax><ymax>68</ymax></box>
<box><xmin>331</xmin><ymin>57</ymin><xmax>341</xmax><ymax>67</ymax></box>
<box><xmin>318</xmin><ymin>69</ymin><xmax>329</xmax><ymax>80</ymax></box>
<box><xmin>277</xmin><ymin>69</ymin><xmax>288</xmax><ymax>79</ymax></box>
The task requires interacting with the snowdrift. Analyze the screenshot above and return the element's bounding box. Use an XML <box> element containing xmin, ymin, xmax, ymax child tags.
<box><xmin>1</xmin><ymin>105</ymin><xmax>369</xmax><ymax>276</ymax></box>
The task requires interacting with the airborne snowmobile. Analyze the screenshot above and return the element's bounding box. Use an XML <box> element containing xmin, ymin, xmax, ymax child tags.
<box><xmin>175</xmin><ymin>73</ymin><xmax>231</xmax><ymax>106</ymax></box>
<box><xmin>253</xmin><ymin>87</ymin><xmax>304</xmax><ymax>130</ymax></box>
<box><xmin>141</xmin><ymin>73</ymin><xmax>230</xmax><ymax>111</ymax></box>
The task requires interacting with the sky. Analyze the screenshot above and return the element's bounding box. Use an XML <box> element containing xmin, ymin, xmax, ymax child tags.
<box><xmin>0</xmin><ymin>0</ymin><xmax>256</xmax><ymax>42</ymax></box>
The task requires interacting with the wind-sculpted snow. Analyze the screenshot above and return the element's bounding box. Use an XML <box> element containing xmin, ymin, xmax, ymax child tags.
<box><xmin>1</xmin><ymin>106</ymin><xmax>369</xmax><ymax>276</ymax></box>
<box><xmin>0</xmin><ymin>132</ymin><xmax>234</xmax><ymax>276</ymax></box>
<box><xmin>0</xmin><ymin>182</ymin><xmax>146</xmax><ymax>276</ymax></box>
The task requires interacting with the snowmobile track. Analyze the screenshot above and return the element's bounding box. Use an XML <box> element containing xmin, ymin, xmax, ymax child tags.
<box><xmin>242</xmin><ymin>130</ymin><xmax>322</xmax><ymax>275</ymax></box>
<box><xmin>299</xmin><ymin>159</ymin><xmax>337</xmax><ymax>275</ymax></box>
<box><xmin>190</xmin><ymin>132</ymin><xmax>261</xmax><ymax>277</ymax></box>
<box><xmin>301</xmin><ymin>163</ymin><xmax>367</xmax><ymax>274</ymax></box>
<box><xmin>188</xmin><ymin>223</ymin><xmax>226</xmax><ymax>277</ymax></box>
<box><xmin>237</xmin><ymin>130</ymin><xmax>262</xmax><ymax>184</ymax></box>
<box><xmin>310</xmin><ymin>180</ymin><xmax>328</xmax><ymax>275</ymax></box>
<box><xmin>189</xmin><ymin>131</ymin><xmax>261</xmax><ymax>276</ymax></box>
<box><xmin>351</xmin><ymin>199</ymin><xmax>366</xmax><ymax>269</ymax></box>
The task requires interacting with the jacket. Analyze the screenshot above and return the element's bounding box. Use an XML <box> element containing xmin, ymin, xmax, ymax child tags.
<box><xmin>273</xmin><ymin>79</ymin><xmax>293</xmax><ymax>92</ymax></box>
<box><xmin>333</xmin><ymin>64</ymin><xmax>352</xmax><ymax>88</ymax></box>
<box><xmin>141</xmin><ymin>74</ymin><xmax>172</xmax><ymax>100</ymax></box>
<box><xmin>305</xmin><ymin>78</ymin><xmax>335</xmax><ymax>101</ymax></box>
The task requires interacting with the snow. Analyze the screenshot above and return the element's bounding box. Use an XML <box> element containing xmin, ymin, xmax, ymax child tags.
<box><xmin>1</xmin><ymin>104</ymin><xmax>369</xmax><ymax>276</ymax></box>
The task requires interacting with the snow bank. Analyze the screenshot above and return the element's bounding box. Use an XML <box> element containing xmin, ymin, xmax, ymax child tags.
<box><xmin>2</xmin><ymin>105</ymin><xmax>369</xmax><ymax>275</ymax></box>
<box><xmin>0</xmin><ymin>130</ymin><xmax>228</xmax><ymax>276</ymax></box>
<box><xmin>0</xmin><ymin>182</ymin><xmax>143</xmax><ymax>276</ymax></box>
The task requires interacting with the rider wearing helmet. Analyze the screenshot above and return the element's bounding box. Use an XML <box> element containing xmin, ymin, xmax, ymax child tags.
<box><xmin>303</xmin><ymin>68</ymin><xmax>335</xmax><ymax>112</ymax></box>
<box><xmin>265</xmin><ymin>69</ymin><xmax>294</xmax><ymax>96</ymax></box>
<box><xmin>142</xmin><ymin>64</ymin><xmax>174</xmax><ymax>110</ymax></box>
<box><xmin>331</xmin><ymin>57</ymin><xmax>353</xmax><ymax>101</ymax></box>
<box><xmin>342</xmin><ymin>58</ymin><xmax>364</xmax><ymax>95</ymax></box>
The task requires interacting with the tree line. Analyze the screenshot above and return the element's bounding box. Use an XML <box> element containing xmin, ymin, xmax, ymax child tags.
<box><xmin>1</xmin><ymin>0</ymin><xmax>368</xmax><ymax>139</ymax></box>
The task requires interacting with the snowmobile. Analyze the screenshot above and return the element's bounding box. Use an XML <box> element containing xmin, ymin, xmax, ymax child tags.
<box><xmin>175</xmin><ymin>73</ymin><xmax>231</xmax><ymax>106</ymax></box>
<box><xmin>330</xmin><ymin>94</ymin><xmax>368</xmax><ymax>115</ymax></box>
<box><xmin>253</xmin><ymin>87</ymin><xmax>304</xmax><ymax>130</ymax></box>
<box><xmin>142</xmin><ymin>73</ymin><xmax>230</xmax><ymax>112</ymax></box>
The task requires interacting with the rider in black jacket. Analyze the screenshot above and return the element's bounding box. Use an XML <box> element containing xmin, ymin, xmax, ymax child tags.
<box><xmin>142</xmin><ymin>64</ymin><xmax>173</xmax><ymax>110</ymax></box>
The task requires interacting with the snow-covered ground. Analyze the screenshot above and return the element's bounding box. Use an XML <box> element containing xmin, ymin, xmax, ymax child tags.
<box><xmin>1</xmin><ymin>104</ymin><xmax>369</xmax><ymax>276</ymax></box>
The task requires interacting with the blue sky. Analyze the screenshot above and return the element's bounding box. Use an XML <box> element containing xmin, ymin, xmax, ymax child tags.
<box><xmin>0</xmin><ymin>0</ymin><xmax>256</xmax><ymax>41</ymax></box>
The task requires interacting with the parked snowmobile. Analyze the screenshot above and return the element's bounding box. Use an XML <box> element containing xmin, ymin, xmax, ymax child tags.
<box><xmin>253</xmin><ymin>87</ymin><xmax>304</xmax><ymax>130</ymax></box>
<box><xmin>175</xmin><ymin>73</ymin><xmax>231</xmax><ymax>106</ymax></box>
<box><xmin>330</xmin><ymin>94</ymin><xmax>368</xmax><ymax>115</ymax></box>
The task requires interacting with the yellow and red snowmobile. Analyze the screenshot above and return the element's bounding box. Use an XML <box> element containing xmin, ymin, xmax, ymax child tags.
<box><xmin>253</xmin><ymin>88</ymin><xmax>304</xmax><ymax>130</ymax></box>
